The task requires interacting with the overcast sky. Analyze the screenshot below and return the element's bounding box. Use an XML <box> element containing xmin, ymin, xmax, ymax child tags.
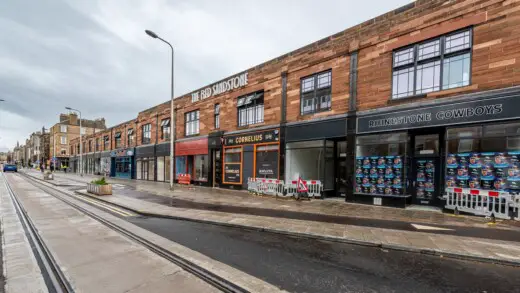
<box><xmin>0</xmin><ymin>0</ymin><xmax>413</xmax><ymax>152</ymax></box>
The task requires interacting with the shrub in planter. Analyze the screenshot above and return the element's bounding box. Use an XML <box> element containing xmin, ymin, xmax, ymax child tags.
<box><xmin>87</xmin><ymin>177</ymin><xmax>112</xmax><ymax>195</ymax></box>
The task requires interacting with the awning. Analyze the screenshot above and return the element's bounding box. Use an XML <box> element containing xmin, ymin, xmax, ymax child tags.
<box><xmin>114</xmin><ymin>132</ymin><xmax>121</xmax><ymax>138</ymax></box>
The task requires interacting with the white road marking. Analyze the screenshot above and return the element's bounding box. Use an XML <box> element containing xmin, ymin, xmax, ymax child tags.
<box><xmin>411</xmin><ymin>224</ymin><xmax>455</xmax><ymax>231</ymax></box>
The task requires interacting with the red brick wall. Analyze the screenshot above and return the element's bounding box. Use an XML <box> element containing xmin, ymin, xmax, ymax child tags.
<box><xmin>356</xmin><ymin>0</ymin><xmax>520</xmax><ymax>111</ymax></box>
<box><xmin>137</xmin><ymin>102</ymin><xmax>169</xmax><ymax>145</ymax></box>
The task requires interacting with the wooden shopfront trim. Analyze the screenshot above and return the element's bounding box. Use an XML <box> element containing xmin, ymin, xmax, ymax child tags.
<box><xmin>253</xmin><ymin>142</ymin><xmax>280</xmax><ymax>179</ymax></box>
<box><xmin>222</xmin><ymin>145</ymin><xmax>243</xmax><ymax>185</ymax></box>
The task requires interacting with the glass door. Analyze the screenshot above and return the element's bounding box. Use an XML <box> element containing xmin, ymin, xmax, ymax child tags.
<box><xmin>412</xmin><ymin>158</ymin><xmax>440</xmax><ymax>205</ymax></box>
<box><xmin>336</xmin><ymin>141</ymin><xmax>348</xmax><ymax>197</ymax></box>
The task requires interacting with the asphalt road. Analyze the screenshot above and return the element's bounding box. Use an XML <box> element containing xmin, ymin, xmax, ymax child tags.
<box><xmin>128</xmin><ymin>216</ymin><xmax>520</xmax><ymax>293</ymax></box>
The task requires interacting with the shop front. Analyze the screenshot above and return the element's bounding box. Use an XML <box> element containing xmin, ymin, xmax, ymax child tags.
<box><xmin>136</xmin><ymin>145</ymin><xmax>155</xmax><ymax>181</ymax></box>
<box><xmin>110</xmin><ymin>147</ymin><xmax>135</xmax><ymax>179</ymax></box>
<box><xmin>355</xmin><ymin>90</ymin><xmax>520</xmax><ymax>207</ymax></box>
<box><xmin>222</xmin><ymin>128</ymin><xmax>280</xmax><ymax>189</ymax></box>
<box><xmin>175</xmin><ymin>137</ymin><xmax>209</xmax><ymax>185</ymax></box>
<box><xmin>285</xmin><ymin>117</ymin><xmax>347</xmax><ymax>197</ymax></box>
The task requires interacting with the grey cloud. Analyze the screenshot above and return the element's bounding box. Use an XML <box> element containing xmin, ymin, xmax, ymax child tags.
<box><xmin>0</xmin><ymin>0</ymin><xmax>413</xmax><ymax>152</ymax></box>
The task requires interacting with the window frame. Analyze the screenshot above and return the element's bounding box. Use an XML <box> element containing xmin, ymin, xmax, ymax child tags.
<box><xmin>299</xmin><ymin>70</ymin><xmax>332</xmax><ymax>115</ymax></box>
<box><xmin>237</xmin><ymin>91</ymin><xmax>264</xmax><ymax>127</ymax></box>
<box><xmin>142</xmin><ymin>123</ymin><xmax>151</xmax><ymax>144</ymax></box>
<box><xmin>103</xmin><ymin>135</ymin><xmax>110</xmax><ymax>150</ymax></box>
<box><xmin>161</xmin><ymin>119</ymin><xmax>171</xmax><ymax>140</ymax></box>
<box><xmin>391</xmin><ymin>27</ymin><xmax>473</xmax><ymax>100</ymax></box>
<box><xmin>214</xmin><ymin>104</ymin><xmax>220</xmax><ymax>129</ymax></box>
<box><xmin>185</xmin><ymin>110</ymin><xmax>200</xmax><ymax>136</ymax></box>
<box><xmin>115</xmin><ymin>132</ymin><xmax>122</xmax><ymax>148</ymax></box>
<box><xmin>127</xmin><ymin>128</ymin><xmax>134</xmax><ymax>146</ymax></box>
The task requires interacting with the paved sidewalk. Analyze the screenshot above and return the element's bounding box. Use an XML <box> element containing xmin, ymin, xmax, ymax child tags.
<box><xmin>74</xmin><ymin>186</ymin><xmax>520</xmax><ymax>266</ymax></box>
<box><xmin>37</xmin><ymin>170</ymin><xmax>516</xmax><ymax>230</ymax></box>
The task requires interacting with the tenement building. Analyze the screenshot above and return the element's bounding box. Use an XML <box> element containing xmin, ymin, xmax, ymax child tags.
<box><xmin>71</xmin><ymin>0</ymin><xmax>520</xmax><ymax>207</ymax></box>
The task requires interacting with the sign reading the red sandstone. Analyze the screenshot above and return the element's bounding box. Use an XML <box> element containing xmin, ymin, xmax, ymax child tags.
<box><xmin>191</xmin><ymin>72</ymin><xmax>248</xmax><ymax>103</ymax></box>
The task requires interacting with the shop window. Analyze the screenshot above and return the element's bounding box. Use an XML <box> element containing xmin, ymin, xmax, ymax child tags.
<box><xmin>142</xmin><ymin>123</ymin><xmax>151</xmax><ymax>144</ymax></box>
<box><xmin>392</xmin><ymin>28</ymin><xmax>472</xmax><ymax>99</ymax></box>
<box><xmin>115</xmin><ymin>132</ymin><xmax>122</xmax><ymax>148</ymax></box>
<box><xmin>237</xmin><ymin>91</ymin><xmax>264</xmax><ymax>127</ymax></box>
<box><xmin>127</xmin><ymin>129</ymin><xmax>134</xmax><ymax>146</ymax></box>
<box><xmin>185</xmin><ymin>110</ymin><xmax>199</xmax><ymax>136</ymax></box>
<box><xmin>214</xmin><ymin>104</ymin><xmax>220</xmax><ymax>129</ymax></box>
<box><xmin>300</xmin><ymin>70</ymin><xmax>332</xmax><ymax>115</ymax></box>
<box><xmin>157</xmin><ymin>157</ymin><xmax>165</xmax><ymax>181</ymax></box>
<box><xmin>224</xmin><ymin>147</ymin><xmax>242</xmax><ymax>184</ymax></box>
<box><xmin>161</xmin><ymin>119</ymin><xmax>170</xmax><ymax>139</ymax></box>
<box><xmin>194</xmin><ymin>155</ymin><xmax>208</xmax><ymax>181</ymax></box>
<box><xmin>355</xmin><ymin>133</ymin><xmax>408</xmax><ymax>196</ymax></box>
<box><xmin>446</xmin><ymin>122</ymin><xmax>520</xmax><ymax>191</ymax></box>
<box><xmin>286</xmin><ymin>140</ymin><xmax>327</xmax><ymax>187</ymax></box>
<box><xmin>104</xmin><ymin>136</ymin><xmax>110</xmax><ymax>150</ymax></box>
<box><xmin>255</xmin><ymin>145</ymin><xmax>278</xmax><ymax>178</ymax></box>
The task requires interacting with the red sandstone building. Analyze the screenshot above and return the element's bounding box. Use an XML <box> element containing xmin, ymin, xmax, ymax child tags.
<box><xmin>71</xmin><ymin>0</ymin><xmax>520</xmax><ymax>207</ymax></box>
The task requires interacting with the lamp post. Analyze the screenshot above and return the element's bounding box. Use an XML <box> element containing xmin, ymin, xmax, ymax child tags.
<box><xmin>145</xmin><ymin>29</ymin><xmax>176</xmax><ymax>191</ymax></box>
<box><xmin>65</xmin><ymin>107</ymin><xmax>83</xmax><ymax>177</ymax></box>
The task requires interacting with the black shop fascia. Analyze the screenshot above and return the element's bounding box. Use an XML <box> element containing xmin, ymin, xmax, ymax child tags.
<box><xmin>354</xmin><ymin>88</ymin><xmax>520</xmax><ymax>208</ymax></box>
<box><xmin>221</xmin><ymin>128</ymin><xmax>280</xmax><ymax>189</ymax></box>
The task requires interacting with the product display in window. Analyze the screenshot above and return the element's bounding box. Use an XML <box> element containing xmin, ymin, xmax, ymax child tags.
<box><xmin>355</xmin><ymin>156</ymin><xmax>404</xmax><ymax>195</ymax></box>
<box><xmin>416</xmin><ymin>159</ymin><xmax>435</xmax><ymax>200</ymax></box>
<box><xmin>446</xmin><ymin>151</ymin><xmax>520</xmax><ymax>191</ymax></box>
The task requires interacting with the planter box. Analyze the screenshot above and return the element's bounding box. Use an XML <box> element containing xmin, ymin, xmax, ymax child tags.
<box><xmin>87</xmin><ymin>183</ymin><xmax>112</xmax><ymax>195</ymax></box>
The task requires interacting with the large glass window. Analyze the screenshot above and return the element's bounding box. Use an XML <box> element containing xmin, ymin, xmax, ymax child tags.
<box><xmin>255</xmin><ymin>144</ymin><xmax>278</xmax><ymax>179</ymax></box>
<box><xmin>223</xmin><ymin>147</ymin><xmax>242</xmax><ymax>184</ymax></box>
<box><xmin>194</xmin><ymin>155</ymin><xmax>208</xmax><ymax>181</ymax></box>
<box><xmin>286</xmin><ymin>140</ymin><xmax>334</xmax><ymax>190</ymax></box>
<box><xmin>355</xmin><ymin>133</ymin><xmax>408</xmax><ymax>196</ymax></box>
<box><xmin>237</xmin><ymin>91</ymin><xmax>264</xmax><ymax>127</ymax></box>
<box><xmin>142</xmin><ymin>124</ymin><xmax>151</xmax><ymax>144</ymax></box>
<box><xmin>446</xmin><ymin>122</ymin><xmax>520</xmax><ymax>191</ymax></box>
<box><xmin>392</xmin><ymin>28</ymin><xmax>472</xmax><ymax>99</ymax></box>
<box><xmin>157</xmin><ymin>156</ymin><xmax>165</xmax><ymax>181</ymax></box>
<box><xmin>300</xmin><ymin>71</ymin><xmax>332</xmax><ymax>115</ymax></box>
<box><xmin>185</xmin><ymin>110</ymin><xmax>199</xmax><ymax>136</ymax></box>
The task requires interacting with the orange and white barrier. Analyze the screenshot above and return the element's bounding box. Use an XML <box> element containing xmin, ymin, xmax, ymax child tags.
<box><xmin>284</xmin><ymin>179</ymin><xmax>323</xmax><ymax>199</ymax></box>
<box><xmin>444</xmin><ymin>187</ymin><xmax>514</xmax><ymax>220</ymax></box>
<box><xmin>178</xmin><ymin>174</ymin><xmax>191</xmax><ymax>185</ymax></box>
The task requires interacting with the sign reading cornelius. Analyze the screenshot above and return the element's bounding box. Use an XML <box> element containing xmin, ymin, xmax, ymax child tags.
<box><xmin>224</xmin><ymin>129</ymin><xmax>279</xmax><ymax>146</ymax></box>
<box><xmin>191</xmin><ymin>73</ymin><xmax>248</xmax><ymax>103</ymax></box>
<box><xmin>357</xmin><ymin>95</ymin><xmax>520</xmax><ymax>134</ymax></box>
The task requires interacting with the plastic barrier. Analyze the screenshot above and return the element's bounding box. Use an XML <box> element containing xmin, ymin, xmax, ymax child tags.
<box><xmin>284</xmin><ymin>179</ymin><xmax>323</xmax><ymax>199</ymax></box>
<box><xmin>444</xmin><ymin>187</ymin><xmax>513</xmax><ymax>220</ymax></box>
<box><xmin>247</xmin><ymin>177</ymin><xmax>258</xmax><ymax>194</ymax></box>
<box><xmin>256</xmin><ymin>179</ymin><xmax>285</xmax><ymax>197</ymax></box>
<box><xmin>512</xmin><ymin>193</ymin><xmax>520</xmax><ymax>221</ymax></box>
<box><xmin>178</xmin><ymin>174</ymin><xmax>191</xmax><ymax>185</ymax></box>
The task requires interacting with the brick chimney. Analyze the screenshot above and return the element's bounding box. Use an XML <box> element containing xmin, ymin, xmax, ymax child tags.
<box><xmin>69</xmin><ymin>113</ymin><xmax>78</xmax><ymax>125</ymax></box>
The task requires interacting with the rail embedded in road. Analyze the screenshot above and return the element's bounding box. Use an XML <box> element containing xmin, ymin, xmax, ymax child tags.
<box><xmin>16</xmin><ymin>172</ymin><xmax>249</xmax><ymax>293</ymax></box>
<box><xmin>2</xmin><ymin>173</ymin><xmax>74</xmax><ymax>293</ymax></box>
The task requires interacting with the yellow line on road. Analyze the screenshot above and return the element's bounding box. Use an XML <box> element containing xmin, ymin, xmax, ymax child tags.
<box><xmin>71</xmin><ymin>193</ymin><xmax>134</xmax><ymax>217</ymax></box>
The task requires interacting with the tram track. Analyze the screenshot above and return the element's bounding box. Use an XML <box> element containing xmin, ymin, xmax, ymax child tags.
<box><xmin>9</xmin><ymin>172</ymin><xmax>248</xmax><ymax>293</ymax></box>
<box><xmin>2</xmin><ymin>173</ymin><xmax>74</xmax><ymax>293</ymax></box>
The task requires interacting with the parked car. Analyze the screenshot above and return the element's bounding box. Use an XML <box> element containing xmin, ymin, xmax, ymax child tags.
<box><xmin>3</xmin><ymin>164</ymin><xmax>18</xmax><ymax>172</ymax></box>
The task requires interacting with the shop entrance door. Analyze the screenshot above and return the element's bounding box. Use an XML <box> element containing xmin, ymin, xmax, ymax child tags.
<box><xmin>142</xmin><ymin>160</ymin><xmax>149</xmax><ymax>180</ymax></box>
<box><xmin>411</xmin><ymin>157</ymin><xmax>440</xmax><ymax>205</ymax></box>
<box><xmin>336</xmin><ymin>141</ymin><xmax>348</xmax><ymax>197</ymax></box>
<box><xmin>410</xmin><ymin>131</ymin><xmax>443</xmax><ymax>206</ymax></box>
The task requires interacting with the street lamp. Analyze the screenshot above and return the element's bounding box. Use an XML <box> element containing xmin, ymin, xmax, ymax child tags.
<box><xmin>65</xmin><ymin>107</ymin><xmax>83</xmax><ymax>177</ymax></box>
<box><xmin>145</xmin><ymin>29</ymin><xmax>176</xmax><ymax>191</ymax></box>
